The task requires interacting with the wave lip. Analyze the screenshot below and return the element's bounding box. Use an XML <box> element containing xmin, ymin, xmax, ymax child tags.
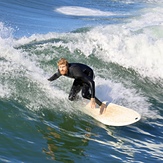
<box><xmin>55</xmin><ymin>6</ymin><xmax>114</xmax><ymax>16</ymax></box>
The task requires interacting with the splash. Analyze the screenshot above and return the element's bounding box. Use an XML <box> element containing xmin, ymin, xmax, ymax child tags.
<box><xmin>0</xmin><ymin>23</ymin><xmax>68</xmax><ymax>111</ymax></box>
<box><xmin>95</xmin><ymin>77</ymin><xmax>158</xmax><ymax>119</ymax></box>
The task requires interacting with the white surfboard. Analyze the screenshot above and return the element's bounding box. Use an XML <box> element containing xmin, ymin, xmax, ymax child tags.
<box><xmin>84</xmin><ymin>103</ymin><xmax>141</xmax><ymax>126</ymax></box>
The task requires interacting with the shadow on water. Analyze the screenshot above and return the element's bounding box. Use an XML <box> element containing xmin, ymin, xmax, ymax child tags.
<box><xmin>37</xmin><ymin>113</ymin><xmax>91</xmax><ymax>162</ymax></box>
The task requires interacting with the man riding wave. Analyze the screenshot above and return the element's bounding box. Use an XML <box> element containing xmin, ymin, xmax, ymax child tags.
<box><xmin>48</xmin><ymin>58</ymin><xmax>106</xmax><ymax>114</ymax></box>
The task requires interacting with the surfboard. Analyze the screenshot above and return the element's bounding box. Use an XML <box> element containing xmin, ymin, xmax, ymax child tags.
<box><xmin>84</xmin><ymin>103</ymin><xmax>141</xmax><ymax>126</ymax></box>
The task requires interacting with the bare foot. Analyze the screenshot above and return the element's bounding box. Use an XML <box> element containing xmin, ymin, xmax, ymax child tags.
<box><xmin>99</xmin><ymin>103</ymin><xmax>106</xmax><ymax>114</ymax></box>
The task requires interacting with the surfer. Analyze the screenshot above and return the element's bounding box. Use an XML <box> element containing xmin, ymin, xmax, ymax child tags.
<box><xmin>48</xmin><ymin>58</ymin><xmax>106</xmax><ymax>114</ymax></box>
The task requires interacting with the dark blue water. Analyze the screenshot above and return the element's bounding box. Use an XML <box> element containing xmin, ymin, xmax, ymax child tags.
<box><xmin>0</xmin><ymin>0</ymin><xmax>163</xmax><ymax>162</ymax></box>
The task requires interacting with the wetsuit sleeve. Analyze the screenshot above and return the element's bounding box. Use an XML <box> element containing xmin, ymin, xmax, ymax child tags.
<box><xmin>72</xmin><ymin>67</ymin><xmax>95</xmax><ymax>98</ymax></box>
<box><xmin>48</xmin><ymin>70</ymin><xmax>61</xmax><ymax>81</ymax></box>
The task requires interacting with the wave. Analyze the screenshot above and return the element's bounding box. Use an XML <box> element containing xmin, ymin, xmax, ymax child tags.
<box><xmin>1</xmin><ymin>0</ymin><xmax>163</xmax><ymax>118</ymax></box>
<box><xmin>0</xmin><ymin>1</ymin><xmax>163</xmax><ymax>162</ymax></box>
<box><xmin>1</xmin><ymin>21</ymin><xmax>161</xmax><ymax>120</ymax></box>
<box><xmin>16</xmin><ymin>27</ymin><xmax>163</xmax><ymax>81</ymax></box>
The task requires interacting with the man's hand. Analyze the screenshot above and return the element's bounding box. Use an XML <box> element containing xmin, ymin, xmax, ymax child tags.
<box><xmin>99</xmin><ymin>103</ymin><xmax>106</xmax><ymax>114</ymax></box>
<box><xmin>90</xmin><ymin>98</ymin><xmax>96</xmax><ymax>109</ymax></box>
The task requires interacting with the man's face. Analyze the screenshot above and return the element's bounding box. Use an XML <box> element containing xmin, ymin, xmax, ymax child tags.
<box><xmin>58</xmin><ymin>64</ymin><xmax>68</xmax><ymax>75</ymax></box>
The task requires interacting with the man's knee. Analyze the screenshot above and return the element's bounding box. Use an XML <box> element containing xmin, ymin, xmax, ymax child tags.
<box><xmin>69</xmin><ymin>84</ymin><xmax>81</xmax><ymax>101</ymax></box>
<box><xmin>68</xmin><ymin>94</ymin><xmax>75</xmax><ymax>101</ymax></box>
<box><xmin>82</xmin><ymin>92</ymin><xmax>91</xmax><ymax>99</ymax></box>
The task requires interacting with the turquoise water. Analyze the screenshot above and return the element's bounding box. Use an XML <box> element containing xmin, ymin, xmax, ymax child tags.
<box><xmin>0</xmin><ymin>0</ymin><xmax>163</xmax><ymax>162</ymax></box>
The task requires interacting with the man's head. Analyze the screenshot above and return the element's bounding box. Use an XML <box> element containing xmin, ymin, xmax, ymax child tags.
<box><xmin>57</xmin><ymin>58</ymin><xmax>69</xmax><ymax>75</ymax></box>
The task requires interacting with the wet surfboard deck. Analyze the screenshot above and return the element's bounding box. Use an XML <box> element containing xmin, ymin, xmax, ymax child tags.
<box><xmin>84</xmin><ymin>103</ymin><xmax>141</xmax><ymax>126</ymax></box>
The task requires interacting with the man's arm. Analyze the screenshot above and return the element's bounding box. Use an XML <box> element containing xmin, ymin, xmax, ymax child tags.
<box><xmin>48</xmin><ymin>70</ymin><xmax>61</xmax><ymax>81</ymax></box>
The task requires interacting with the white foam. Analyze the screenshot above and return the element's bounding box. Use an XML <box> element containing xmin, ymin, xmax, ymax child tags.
<box><xmin>55</xmin><ymin>6</ymin><xmax>114</xmax><ymax>16</ymax></box>
<box><xmin>126</xmin><ymin>7</ymin><xmax>163</xmax><ymax>31</ymax></box>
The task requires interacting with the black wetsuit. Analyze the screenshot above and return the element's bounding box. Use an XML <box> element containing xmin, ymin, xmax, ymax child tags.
<box><xmin>48</xmin><ymin>63</ymin><xmax>102</xmax><ymax>106</ymax></box>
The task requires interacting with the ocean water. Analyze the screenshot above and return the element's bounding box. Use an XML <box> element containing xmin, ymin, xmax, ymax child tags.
<box><xmin>0</xmin><ymin>0</ymin><xmax>163</xmax><ymax>162</ymax></box>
